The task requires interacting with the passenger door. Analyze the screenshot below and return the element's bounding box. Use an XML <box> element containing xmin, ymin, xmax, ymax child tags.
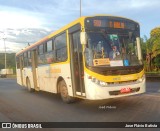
<box><xmin>31</xmin><ymin>49</ymin><xmax>39</xmax><ymax>91</ymax></box>
<box><xmin>70</xmin><ymin>31</ymin><xmax>85</xmax><ymax>97</ymax></box>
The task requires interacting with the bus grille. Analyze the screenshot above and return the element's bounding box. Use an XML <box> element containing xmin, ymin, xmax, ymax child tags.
<box><xmin>101</xmin><ymin>68</ymin><xmax>142</xmax><ymax>75</ymax></box>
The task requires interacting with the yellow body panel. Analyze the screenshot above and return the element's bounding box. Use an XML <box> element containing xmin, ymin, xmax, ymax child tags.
<box><xmin>84</xmin><ymin>67</ymin><xmax>144</xmax><ymax>82</ymax></box>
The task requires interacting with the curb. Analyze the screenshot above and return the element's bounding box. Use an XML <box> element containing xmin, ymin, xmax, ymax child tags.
<box><xmin>146</xmin><ymin>74</ymin><xmax>160</xmax><ymax>78</ymax></box>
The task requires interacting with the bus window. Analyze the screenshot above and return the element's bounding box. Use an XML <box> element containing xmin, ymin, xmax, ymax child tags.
<box><xmin>45</xmin><ymin>40</ymin><xmax>55</xmax><ymax>64</ymax></box>
<box><xmin>54</xmin><ymin>33</ymin><xmax>67</xmax><ymax>62</ymax></box>
<box><xmin>16</xmin><ymin>57</ymin><xmax>20</xmax><ymax>69</ymax></box>
<box><xmin>46</xmin><ymin>40</ymin><xmax>53</xmax><ymax>52</ymax></box>
<box><xmin>38</xmin><ymin>44</ymin><xmax>44</xmax><ymax>55</ymax></box>
<box><xmin>38</xmin><ymin>44</ymin><xmax>45</xmax><ymax>64</ymax></box>
<box><xmin>24</xmin><ymin>52</ymin><xmax>28</xmax><ymax>67</ymax></box>
<box><xmin>28</xmin><ymin>51</ymin><xmax>31</xmax><ymax>66</ymax></box>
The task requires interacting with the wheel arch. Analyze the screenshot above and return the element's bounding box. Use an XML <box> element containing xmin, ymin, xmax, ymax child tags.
<box><xmin>26</xmin><ymin>76</ymin><xmax>29</xmax><ymax>87</ymax></box>
<box><xmin>56</xmin><ymin>76</ymin><xmax>64</xmax><ymax>93</ymax></box>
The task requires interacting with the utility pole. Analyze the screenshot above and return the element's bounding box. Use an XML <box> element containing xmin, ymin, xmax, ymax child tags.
<box><xmin>3</xmin><ymin>37</ymin><xmax>7</xmax><ymax>74</ymax></box>
<box><xmin>0</xmin><ymin>32</ymin><xmax>7</xmax><ymax>75</ymax></box>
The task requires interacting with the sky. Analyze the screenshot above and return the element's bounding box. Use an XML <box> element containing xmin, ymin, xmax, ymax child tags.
<box><xmin>0</xmin><ymin>0</ymin><xmax>160</xmax><ymax>53</ymax></box>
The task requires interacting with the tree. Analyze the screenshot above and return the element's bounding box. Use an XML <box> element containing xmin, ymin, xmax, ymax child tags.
<box><xmin>150</xmin><ymin>27</ymin><xmax>160</xmax><ymax>58</ymax></box>
<box><xmin>146</xmin><ymin>27</ymin><xmax>160</xmax><ymax>71</ymax></box>
<box><xmin>154</xmin><ymin>55</ymin><xmax>160</xmax><ymax>71</ymax></box>
<box><xmin>0</xmin><ymin>53</ymin><xmax>16</xmax><ymax>74</ymax></box>
<box><xmin>141</xmin><ymin>35</ymin><xmax>147</xmax><ymax>60</ymax></box>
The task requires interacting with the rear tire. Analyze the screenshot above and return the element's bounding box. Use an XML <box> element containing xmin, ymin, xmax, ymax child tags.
<box><xmin>26</xmin><ymin>78</ymin><xmax>34</xmax><ymax>92</ymax></box>
<box><xmin>59</xmin><ymin>80</ymin><xmax>75</xmax><ymax>103</ymax></box>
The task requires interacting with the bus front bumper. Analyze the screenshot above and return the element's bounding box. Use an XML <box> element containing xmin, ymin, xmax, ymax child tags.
<box><xmin>85</xmin><ymin>77</ymin><xmax>146</xmax><ymax>100</ymax></box>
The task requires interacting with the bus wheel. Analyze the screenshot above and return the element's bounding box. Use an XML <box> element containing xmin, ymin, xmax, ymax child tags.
<box><xmin>59</xmin><ymin>80</ymin><xmax>75</xmax><ymax>103</ymax></box>
<box><xmin>26</xmin><ymin>78</ymin><xmax>34</xmax><ymax>92</ymax></box>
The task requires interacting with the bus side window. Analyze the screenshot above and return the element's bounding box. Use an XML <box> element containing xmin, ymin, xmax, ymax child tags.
<box><xmin>24</xmin><ymin>52</ymin><xmax>28</xmax><ymax>67</ymax></box>
<box><xmin>45</xmin><ymin>40</ymin><xmax>55</xmax><ymax>64</ymax></box>
<box><xmin>21</xmin><ymin>55</ymin><xmax>24</xmax><ymax>68</ymax></box>
<box><xmin>16</xmin><ymin>56</ymin><xmax>20</xmax><ymax>69</ymax></box>
<box><xmin>38</xmin><ymin>44</ymin><xmax>45</xmax><ymax>65</ymax></box>
<box><xmin>54</xmin><ymin>32</ymin><xmax>67</xmax><ymax>62</ymax></box>
<box><xmin>46</xmin><ymin>40</ymin><xmax>53</xmax><ymax>52</ymax></box>
<box><xmin>28</xmin><ymin>51</ymin><xmax>31</xmax><ymax>66</ymax></box>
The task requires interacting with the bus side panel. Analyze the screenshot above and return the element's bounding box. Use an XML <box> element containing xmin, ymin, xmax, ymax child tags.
<box><xmin>50</xmin><ymin>63</ymin><xmax>73</xmax><ymax>96</ymax></box>
<box><xmin>22</xmin><ymin>68</ymin><xmax>28</xmax><ymax>87</ymax></box>
<box><xmin>23</xmin><ymin>67</ymin><xmax>34</xmax><ymax>89</ymax></box>
<box><xmin>36</xmin><ymin>63</ymin><xmax>73</xmax><ymax>96</ymax></box>
<box><xmin>36</xmin><ymin>68</ymin><xmax>39</xmax><ymax>88</ymax></box>
<box><xmin>16</xmin><ymin>69</ymin><xmax>22</xmax><ymax>85</ymax></box>
<box><xmin>22</xmin><ymin>68</ymin><xmax>27</xmax><ymax>86</ymax></box>
<box><xmin>37</xmin><ymin>65</ymin><xmax>48</xmax><ymax>91</ymax></box>
<box><xmin>16</xmin><ymin>66</ymin><xmax>34</xmax><ymax>89</ymax></box>
<box><xmin>36</xmin><ymin>64</ymin><xmax>58</xmax><ymax>93</ymax></box>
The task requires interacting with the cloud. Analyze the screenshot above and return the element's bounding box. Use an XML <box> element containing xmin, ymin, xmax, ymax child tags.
<box><xmin>0</xmin><ymin>2</ymin><xmax>55</xmax><ymax>30</ymax></box>
<box><xmin>0</xmin><ymin>28</ymin><xmax>51</xmax><ymax>53</ymax></box>
<box><xmin>0</xmin><ymin>0</ymin><xmax>81</xmax><ymax>32</ymax></box>
<box><xmin>0</xmin><ymin>10</ymin><xmax>44</xmax><ymax>29</ymax></box>
<box><xmin>0</xmin><ymin>0</ymin><xmax>160</xmax><ymax>53</ymax></box>
<box><xmin>0</xmin><ymin>40</ymin><xmax>20</xmax><ymax>53</ymax></box>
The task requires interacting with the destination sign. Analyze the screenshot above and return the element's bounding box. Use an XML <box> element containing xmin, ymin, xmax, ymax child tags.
<box><xmin>85</xmin><ymin>17</ymin><xmax>138</xmax><ymax>30</ymax></box>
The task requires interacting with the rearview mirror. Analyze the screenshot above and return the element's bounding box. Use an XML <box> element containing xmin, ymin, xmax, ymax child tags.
<box><xmin>80</xmin><ymin>32</ymin><xmax>87</xmax><ymax>45</ymax></box>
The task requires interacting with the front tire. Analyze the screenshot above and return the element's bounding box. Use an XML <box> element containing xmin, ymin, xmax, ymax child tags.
<box><xmin>59</xmin><ymin>80</ymin><xmax>75</xmax><ymax>103</ymax></box>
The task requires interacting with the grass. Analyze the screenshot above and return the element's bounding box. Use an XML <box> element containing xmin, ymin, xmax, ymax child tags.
<box><xmin>146</xmin><ymin>71</ymin><xmax>160</xmax><ymax>74</ymax></box>
<box><xmin>6</xmin><ymin>74</ymin><xmax>17</xmax><ymax>78</ymax></box>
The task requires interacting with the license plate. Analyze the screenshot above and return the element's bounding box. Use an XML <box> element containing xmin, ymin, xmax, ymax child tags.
<box><xmin>120</xmin><ymin>87</ymin><xmax>131</xmax><ymax>93</ymax></box>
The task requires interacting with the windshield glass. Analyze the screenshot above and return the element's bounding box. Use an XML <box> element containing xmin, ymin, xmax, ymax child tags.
<box><xmin>84</xmin><ymin>32</ymin><xmax>142</xmax><ymax>67</ymax></box>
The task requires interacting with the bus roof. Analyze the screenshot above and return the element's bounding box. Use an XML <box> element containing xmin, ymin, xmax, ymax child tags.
<box><xmin>16</xmin><ymin>15</ymin><xmax>139</xmax><ymax>56</ymax></box>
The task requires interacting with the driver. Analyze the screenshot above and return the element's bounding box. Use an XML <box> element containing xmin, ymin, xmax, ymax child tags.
<box><xmin>109</xmin><ymin>46</ymin><xmax>120</xmax><ymax>59</ymax></box>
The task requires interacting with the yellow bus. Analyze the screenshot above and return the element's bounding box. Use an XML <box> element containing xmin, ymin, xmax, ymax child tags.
<box><xmin>16</xmin><ymin>15</ymin><xmax>146</xmax><ymax>103</ymax></box>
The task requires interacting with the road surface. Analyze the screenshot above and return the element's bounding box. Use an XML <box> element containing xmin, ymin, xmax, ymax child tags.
<box><xmin>0</xmin><ymin>78</ymin><xmax>160</xmax><ymax>130</ymax></box>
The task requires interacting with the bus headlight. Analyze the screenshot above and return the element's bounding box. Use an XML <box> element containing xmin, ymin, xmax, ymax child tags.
<box><xmin>91</xmin><ymin>77</ymin><xmax>108</xmax><ymax>87</ymax></box>
<box><xmin>99</xmin><ymin>81</ymin><xmax>108</xmax><ymax>86</ymax></box>
<box><xmin>138</xmin><ymin>74</ymin><xmax>145</xmax><ymax>82</ymax></box>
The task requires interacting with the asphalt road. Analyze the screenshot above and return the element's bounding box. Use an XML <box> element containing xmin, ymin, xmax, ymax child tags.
<box><xmin>0</xmin><ymin>78</ymin><xmax>160</xmax><ymax>131</ymax></box>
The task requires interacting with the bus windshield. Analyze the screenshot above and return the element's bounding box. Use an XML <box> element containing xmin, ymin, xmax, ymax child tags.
<box><xmin>84</xmin><ymin>32</ymin><xmax>143</xmax><ymax>67</ymax></box>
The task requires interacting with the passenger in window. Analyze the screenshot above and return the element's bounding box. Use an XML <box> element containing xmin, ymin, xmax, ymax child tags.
<box><xmin>109</xmin><ymin>46</ymin><xmax>120</xmax><ymax>60</ymax></box>
<box><xmin>47</xmin><ymin>57</ymin><xmax>53</xmax><ymax>63</ymax></box>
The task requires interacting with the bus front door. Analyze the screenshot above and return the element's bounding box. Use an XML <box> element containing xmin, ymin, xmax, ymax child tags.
<box><xmin>31</xmin><ymin>50</ymin><xmax>39</xmax><ymax>91</ymax></box>
<box><xmin>70</xmin><ymin>31</ymin><xmax>86</xmax><ymax>97</ymax></box>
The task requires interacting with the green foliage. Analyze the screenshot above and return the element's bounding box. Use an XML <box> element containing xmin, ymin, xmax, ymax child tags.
<box><xmin>154</xmin><ymin>55</ymin><xmax>160</xmax><ymax>67</ymax></box>
<box><xmin>146</xmin><ymin>38</ymin><xmax>153</xmax><ymax>53</ymax></box>
<box><xmin>150</xmin><ymin>27</ymin><xmax>160</xmax><ymax>58</ymax></box>
<box><xmin>151</xmin><ymin>27</ymin><xmax>160</xmax><ymax>38</ymax></box>
<box><xmin>0</xmin><ymin>53</ymin><xmax>16</xmax><ymax>74</ymax></box>
<box><xmin>140</xmin><ymin>36</ymin><xmax>147</xmax><ymax>59</ymax></box>
<box><xmin>145</xmin><ymin>27</ymin><xmax>160</xmax><ymax>72</ymax></box>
